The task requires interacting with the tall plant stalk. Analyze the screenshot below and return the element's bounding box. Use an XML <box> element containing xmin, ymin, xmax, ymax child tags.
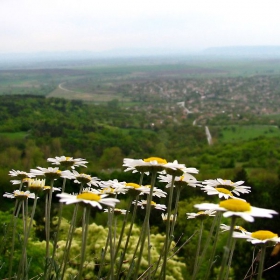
<box><xmin>77</xmin><ymin>205</ymin><xmax>90</xmax><ymax>280</ymax></box>
<box><xmin>191</xmin><ymin>220</ymin><xmax>204</xmax><ymax>280</ymax></box>
<box><xmin>51</xmin><ymin>177</ymin><xmax>67</xmax><ymax>262</ymax></box>
<box><xmin>132</xmin><ymin>171</ymin><xmax>157</xmax><ymax>280</ymax></box>
<box><xmin>204</xmin><ymin>212</ymin><xmax>222</xmax><ymax>279</ymax></box>
<box><xmin>218</xmin><ymin>216</ymin><xmax>237</xmax><ymax>280</ymax></box>
<box><xmin>159</xmin><ymin>174</ymin><xmax>175</xmax><ymax>280</ymax></box>
<box><xmin>9</xmin><ymin>200</ymin><xmax>23</xmax><ymax>279</ymax></box>
<box><xmin>257</xmin><ymin>244</ymin><xmax>266</xmax><ymax>280</ymax></box>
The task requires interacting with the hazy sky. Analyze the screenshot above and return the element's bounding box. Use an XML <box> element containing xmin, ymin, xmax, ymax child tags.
<box><xmin>1</xmin><ymin>0</ymin><xmax>280</xmax><ymax>54</ymax></box>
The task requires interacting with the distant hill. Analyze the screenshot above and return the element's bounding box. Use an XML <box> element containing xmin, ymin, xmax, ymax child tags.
<box><xmin>0</xmin><ymin>48</ymin><xmax>196</xmax><ymax>62</ymax></box>
<box><xmin>2</xmin><ymin>46</ymin><xmax>280</xmax><ymax>69</ymax></box>
<box><xmin>203</xmin><ymin>46</ymin><xmax>280</xmax><ymax>57</ymax></box>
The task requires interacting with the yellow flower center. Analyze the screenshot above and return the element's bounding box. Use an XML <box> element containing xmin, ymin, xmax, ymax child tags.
<box><xmin>22</xmin><ymin>178</ymin><xmax>30</xmax><ymax>183</ymax></box>
<box><xmin>219</xmin><ymin>199</ymin><xmax>251</xmax><ymax>212</ymax></box>
<box><xmin>77</xmin><ymin>192</ymin><xmax>101</xmax><ymax>201</ymax></box>
<box><xmin>65</xmin><ymin>157</ymin><xmax>71</xmax><ymax>160</ymax></box>
<box><xmin>143</xmin><ymin>157</ymin><xmax>167</xmax><ymax>164</ymax></box>
<box><xmin>235</xmin><ymin>226</ymin><xmax>247</xmax><ymax>232</ymax></box>
<box><xmin>126</xmin><ymin>183</ymin><xmax>140</xmax><ymax>189</ymax></box>
<box><xmin>151</xmin><ymin>201</ymin><xmax>156</xmax><ymax>205</ymax></box>
<box><xmin>215</xmin><ymin>188</ymin><xmax>233</xmax><ymax>196</ymax></box>
<box><xmin>15</xmin><ymin>191</ymin><xmax>26</xmax><ymax>197</ymax></box>
<box><xmin>100</xmin><ymin>187</ymin><xmax>114</xmax><ymax>194</ymax></box>
<box><xmin>251</xmin><ymin>230</ymin><xmax>278</xmax><ymax>240</ymax></box>
<box><xmin>49</xmin><ymin>170</ymin><xmax>61</xmax><ymax>174</ymax></box>
<box><xmin>29</xmin><ymin>179</ymin><xmax>45</xmax><ymax>188</ymax></box>
<box><xmin>197</xmin><ymin>211</ymin><xmax>206</xmax><ymax>215</ymax></box>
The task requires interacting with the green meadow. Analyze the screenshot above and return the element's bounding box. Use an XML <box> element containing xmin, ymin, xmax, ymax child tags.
<box><xmin>218</xmin><ymin>125</ymin><xmax>280</xmax><ymax>142</ymax></box>
<box><xmin>0</xmin><ymin>131</ymin><xmax>28</xmax><ymax>140</ymax></box>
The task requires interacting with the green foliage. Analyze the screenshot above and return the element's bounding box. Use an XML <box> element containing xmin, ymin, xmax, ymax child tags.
<box><xmin>55</xmin><ymin>220</ymin><xmax>188</xmax><ymax>279</ymax></box>
<box><xmin>0</xmin><ymin>211</ymin><xmax>45</xmax><ymax>279</ymax></box>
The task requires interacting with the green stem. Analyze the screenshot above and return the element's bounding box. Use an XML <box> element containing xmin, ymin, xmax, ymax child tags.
<box><xmin>8</xmin><ymin>200</ymin><xmax>22</xmax><ymax>279</ymax></box>
<box><xmin>197</xmin><ymin>212</ymin><xmax>218</xmax><ymax>271</ymax></box>
<box><xmin>59</xmin><ymin>182</ymin><xmax>84</xmax><ymax>279</ymax></box>
<box><xmin>45</xmin><ymin>179</ymin><xmax>54</xmax><ymax>263</ymax></box>
<box><xmin>225</xmin><ymin>239</ymin><xmax>236</xmax><ymax>280</ymax></box>
<box><xmin>169</xmin><ymin>186</ymin><xmax>181</xmax><ymax>239</ymax></box>
<box><xmin>133</xmin><ymin>171</ymin><xmax>157</xmax><ymax>280</ymax></box>
<box><xmin>147</xmin><ymin>222</ymin><xmax>151</xmax><ymax>280</ymax></box>
<box><xmin>26</xmin><ymin>195</ymin><xmax>38</xmax><ymax>238</ymax></box>
<box><xmin>114</xmin><ymin>197</ymin><xmax>133</xmax><ymax>263</ymax></box>
<box><xmin>119</xmin><ymin>195</ymin><xmax>140</xmax><ymax>279</ymax></box>
<box><xmin>151</xmin><ymin>184</ymin><xmax>180</xmax><ymax>280</ymax></box>
<box><xmin>257</xmin><ymin>245</ymin><xmax>266</xmax><ymax>280</ymax></box>
<box><xmin>77</xmin><ymin>206</ymin><xmax>90</xmax><ymax>280</ymax></box>
<box><xmin>114</xmin><ymin>172</ymin><xmax>144</xmax><ymax>271</ymax></box>
<box><xmin>108</xmin><ymin>207</ymin><xmax>115</xmax><ymax>280</ymax></box>
<box><xmin>218</xmin><ymin>216</ymin><xmax>236</xmax><ymax>280</ymax></box>
<box><xmin>51</xmin><ymin>177</ymin><xmax>67</xmax><ymax>263</ymax></box>
<box><xmin>60</xmin><ymin>202</ymin><xmax>79</xmax><ymax>279</ymax></box>
<box><xmin>160</xmin><ymin>174</ymin><xmax>176</xmax><ymax>280</ymax></box>
<box><xmin>18</xmin><ymin>180</ymin><xmax>24</xmax><ymax>192</ymax></box>
<box><xmin>192</xmin><ymin>220</ymin><xmax>204</xmax><ymax>280</ymax></box>
<box><xmin>17</xmin><ymin>199</ymin><xmax>28</xmax><ymax>278</ymax></box>
<box><xmin>204</xmin><ymin>212</ymin><xmax>222</xmax><ymax>279</ymax></box>
<box><xmin>97</xmin><ymin>228</ymin><xmax>110</xmax><ymax>279</ymax></box>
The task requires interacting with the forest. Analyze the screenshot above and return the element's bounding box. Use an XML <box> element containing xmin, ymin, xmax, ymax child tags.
<box><xmin>1</xmin><ymin>58</ymin><xmax>280</xmax><ymax>279</ymax></box>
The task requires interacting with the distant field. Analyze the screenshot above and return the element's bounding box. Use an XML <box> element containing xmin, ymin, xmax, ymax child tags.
<box><xmin>0</xmin><ymin>132</ymin><xmax>27</xmax><ymax>139</ymax></box>
<box><xmin>48</xmin><ymin>86</ymin><xmax>130</xmax><ymax>103</ymax></box>
<box><xmin>2</xmin><ymin>58</ymin><xmax>280</xmax><ymax>104</ymax></box>
<box><xmin>218</xmin><ymin>125</ymin><xmax>280</xmax><ymax>142</ymax></box>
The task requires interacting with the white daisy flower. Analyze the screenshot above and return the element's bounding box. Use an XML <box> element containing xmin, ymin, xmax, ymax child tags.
<box><xmin>81</xmin><ymin>187</ymin><xmax>102</xmax><ymax>194</ymax></box>
<box><xmin>233</xmin><ymin>230</ymin><xmax>280</xmax><ymax>244</ymax></box>
<box><xmin>194</xmin><ymin>199</ymin><xmax>278</xmax><ymax>222</ymax></box>
<box><xmin>186</xmin><ymin>210</ymin><xmax>216</xmax><ymax>220</ymax></box>
<box><xmin>30</xmin><ymin>167</ymin><xmax>62</xmax><ymax>179</ymax></box>
<box><xmin>56</xmin><ymin>191</ymin><xmax>119</xmax><ymax>209</ymax></box>
<box><xmin>200</xmin><ymin>185</ymin><xmax>244</xmax><ymax>200</ymax></box>
<box><xmin>43</xmin><ymin>185</ymin><xmax>61</xmax><ymax>193</ymax></box>
<box><xmin>104</xmin><ymin>208</ymin><xmax>127</xmax><ymax>215</ymax></box>
<box><xmin>9</xmin><ymin>169</ymin><xmax>35</xmax><ymax>180</ymax></box>
<box><xmin>158</xmin><ymin>172</ymin><xmax>200</xmax><ymax>188</ymax></box>
<box><xmin>61</xmin><ymin>170</ymin><xmax>100</xmax><ymax>187</ymax></box>
<box><xmin>99</xmin><ymin>180</ymin><xmax>128</xmax><ymax>195</ymax></box>
<box><xmin>47</xmin><ymin>156</ymin><xmax>88</xmax><ymax>169</ymax></box>
<box><xmin>202</xmin><ymin>179</ymin><xmax>251</xmax><ymax>196</ymax></box>
<box><xmin>134</xmin><ymin>200</ymin><xmax>167</xmax><ymax>211</ymax></box>
<box><xmin>220</xmin><ymin>224</ymin><xmax>248</xmax><ymax>234</ymax></box>
<box><xmin>161</xmin><ymin>213</ymin><xmax>177</xmax><ymax>222</ymax></box>
<box><xmin>137</xmin><ymin>185</ymin><xmax>167</xmax><ymax>198</ymax></box>
<box><xmin>123</xmin><ymin>157</ymin><xmax>168</xmax><ymax>173</ymax></box>
<box><xmin>163</xmin><ymin>161</ymin><xmax>199</xmax><ymax>176</ymax></box>
<box><xmin>125</xmin><ymin>182</ymin><xmax>152</xmax><ymax>196</ymax></box>
<box><xmin>162</xmin><ymin>160</ymin><xmax>194</xmax><ymax>176</ymax></box>
<box><xmin>100</xmin><ymin>186</ymin><xmax>127</xmax><ymax>195</ymax></box>
<box><xmin>150</xmin><ymin>186</ymin><xmax>167</xmax><ymax>198</ymax></box>
<box><xmin>3</xmin><ymin>190</ymin><xmax>36</xmax><ymax>200</ymax></box>
<box><xmin>10</xmin><ymin>180</ymin><xmax>23</xmax><ymax>185</ymax></box>
<box><xmin>25</xmin><ymin>178</ymin><xmax>46</xmax><ymax>194</ymax></box>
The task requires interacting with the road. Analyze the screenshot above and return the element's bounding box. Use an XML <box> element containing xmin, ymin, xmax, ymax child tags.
<box><xmin>205</xmin><ymin>126</ymin><xmax>213</xmax><ymax>145</ymax></box>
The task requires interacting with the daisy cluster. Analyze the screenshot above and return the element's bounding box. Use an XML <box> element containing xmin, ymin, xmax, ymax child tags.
<box><xmin>3</xmin><ymin>155</ymin><xmax>279</xmax><ymax>279</ymax></box>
